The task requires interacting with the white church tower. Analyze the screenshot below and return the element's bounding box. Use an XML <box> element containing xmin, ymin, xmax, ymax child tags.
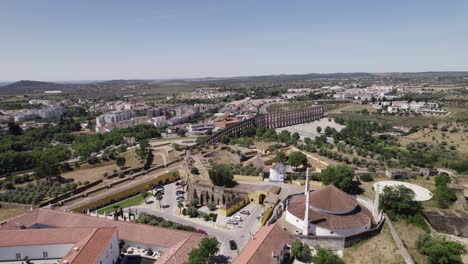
<box><xmin>302</xmin><ymin>167</ymin><xmax>310</xmax><ymax>235</ymax></box>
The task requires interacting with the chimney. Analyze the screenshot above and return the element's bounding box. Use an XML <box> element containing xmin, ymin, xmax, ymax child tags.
<box><xmin>302</xmin><ymin>167</ymin><xmax>310</xmax><ymax>236</ymax></box>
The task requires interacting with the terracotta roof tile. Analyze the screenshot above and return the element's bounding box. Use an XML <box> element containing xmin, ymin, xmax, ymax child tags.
<box><xmin>288</xmin><ymin>186</ymin><xmax>372</xmax><ymax>230</ymax></box>
<box><xmin>0</xmin><ymin>209</ymin><xmax>205</xmax><ymax>264</ymax></box>
<box><xmin>233</xmin><ymin>224</ymin><xmax>294</xmax><ymax>264</ymax></box>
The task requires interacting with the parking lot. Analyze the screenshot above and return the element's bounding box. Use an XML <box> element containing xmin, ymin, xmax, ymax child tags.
<box><xmin>133</xmin><ymin>182</ymin><xmax>264</xmax><ymax>260</ymax></box>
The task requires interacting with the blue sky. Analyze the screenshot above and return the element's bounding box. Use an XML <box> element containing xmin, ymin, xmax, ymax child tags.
<box><xmin>0</xmin><ymin>0</ymin><xmax>467</xmax><ymax>81</ymax></box>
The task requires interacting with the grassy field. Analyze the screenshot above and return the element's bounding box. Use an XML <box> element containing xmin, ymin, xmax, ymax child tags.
<box><xmin>96</xmin><ymin>193</ymin><xmax>146</xmax><ymax>214</ymax></box>
<box><xmin>0</xmin><ymin>208</ymin><xmax>28</xmax><ymax>222</ymax></box>
<box><xmin>399</xmin><ymin>125</ymin><xmax>468</xmax><ymax>156</ymax></box>
<box><xmin>343</xmin><ymin>223</ymin><xmax>404</xmax><ymax>264</ymax></box>
<box><xmin>393</xmin><ymin>221</ymin><xmax>428</xmax><ymax>264</ymax></box>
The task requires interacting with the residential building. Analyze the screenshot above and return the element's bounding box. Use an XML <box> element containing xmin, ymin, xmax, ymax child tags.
<box><xmin>233</xmin><ymin>224</ymin><xmax>294</xmax><ymax>264</ymax></box>
<box><xmin>0</xmin><ymin>208</ymin><xmax>205</xmax><ymax>264</ymax></box>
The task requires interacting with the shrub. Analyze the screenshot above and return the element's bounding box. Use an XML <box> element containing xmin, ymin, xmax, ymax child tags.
<box><xmin>416</xmin><ymin>234</ymin><xmax>466</xmax><ymax>264</ymax></box>
<box><xmin>360</xmin><ymin>174</ymin><xmax>374</xmax><ymax>182</ymax></box>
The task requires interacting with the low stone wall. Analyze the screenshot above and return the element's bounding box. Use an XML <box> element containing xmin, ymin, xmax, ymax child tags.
<box><xmin>423</xmin><ymin>209</ymin><xmax>468</xmax><ymax>237</ymax></box>
<box><xmin>298</xmin><ymin>235</ymin><xmax>345</xmax><ymax>250</ymax></box>
<box><xmin>234</xmin><ymin>175</ymin><xmax>262</xmax><ymax>182</ymax></box>
<box><xmin>386</xmin><ymin>216</ymin><xmax>414</xmax><ymax>264</ymax></box>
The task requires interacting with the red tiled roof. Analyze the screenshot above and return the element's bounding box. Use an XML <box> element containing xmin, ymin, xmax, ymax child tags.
<box><xmin>309</xmin><ymin>185</ymin><xmax>358</xmax><ymax>213</ymax></box>
<box><xmin>0</xmin><ymin>227</ymin><xmax>98</xmax><ymax>247</ymax></box>
<box><xmin>288</xmin><ymin>186</ymin><xmax>372</xmax><ymax>230</ymax></box>
<box><xmin>0</xmin><ymin>227</ymin><xmax>117</xmax><ymax>264</ymax></box>
<box><xmin>233</xmin><ymin>224</ymin><xmax>294</xmax><ymax>264</ymax></box>
<box><xmin>0</xmin><ymin>209</ymin><xmax>205</xmax><ymax>264</ymax></box>
<box><xmin>67</xmin><ymin>228</ymin><xmax>117</xmax><ymax>264</ymax></box>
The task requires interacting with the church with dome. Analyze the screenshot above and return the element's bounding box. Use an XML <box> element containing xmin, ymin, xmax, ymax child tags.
<box><xmin>285</xmin><ymin>169</ymin><xmax>383</xmax><ymax>237</ymax></box>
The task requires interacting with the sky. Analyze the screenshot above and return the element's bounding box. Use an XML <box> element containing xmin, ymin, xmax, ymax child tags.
<box><xmin>0</xmin><ymin>0</ymin><xmax>467</xmax><ymax>81</ymax></box>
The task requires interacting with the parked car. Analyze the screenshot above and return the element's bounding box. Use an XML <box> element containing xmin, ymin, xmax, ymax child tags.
<box><xmin>175</xmin><ymin>181</ymin><xmax>181</xmax><ymax>186</ymax></box>
<box><xmin>176</xmin><ymin>185</ymin><xmax>183</xmax><ymax>190</ymax></box>
<box><xmin>156</xmin><ymin>187</ymin><xmax>164</xmax><ymax>193</ymax></box>
<box><xmin>176</xmin><ymin>190</ymin><xmax>184</xmax><ymax>195</ymax></box>
<box><xmin>240</xmin><ymin>210</ymin><xmax>250</xmax><ymax>215</ymax></box>
<box><xmin>233</xmin><ymin>215</ymin><xmax>243</xmax><ymax>222</ymax></box>
<box><xmin>155</xmin><ymin>189</ymin><xmax>164</xmax><ymax>195</ymax></box>
<box><xmin>229</xmin><ymin>240</ymin><xmax>237</xmax><ymax>250</ymax></box>
<box><xmin>227</xmin><ymin>220</ymin><xmax>238</xmax><ymax>225</ymax></box>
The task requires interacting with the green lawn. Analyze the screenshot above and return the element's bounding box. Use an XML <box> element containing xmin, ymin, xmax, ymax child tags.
<box><xmin>96</xmin><ymin>194</ymin><xmax>146</xmax><ymax>214</ymax></box>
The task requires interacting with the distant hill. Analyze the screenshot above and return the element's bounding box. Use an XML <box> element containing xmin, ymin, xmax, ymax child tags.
<box><xmin>0</xmin><ymin>80</ymin><xmax>64</xmax><ymax>94</ymax></box>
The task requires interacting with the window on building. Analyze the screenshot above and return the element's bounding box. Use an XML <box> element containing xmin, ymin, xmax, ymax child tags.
<box><xmin>15</xmin><ymin>253</ymin><xmax>21</xmax><ymax>260</ymax></box>
<box><xmin>43</xmin><ymin>251</ymin><xmax>48</xmax><ymax>258</ymax></box>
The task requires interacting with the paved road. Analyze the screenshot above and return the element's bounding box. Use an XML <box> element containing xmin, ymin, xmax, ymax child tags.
<box><xmin>132</xmin><ymin>182</ymin><xmax>264</xmax><ymax>261</ymax></box>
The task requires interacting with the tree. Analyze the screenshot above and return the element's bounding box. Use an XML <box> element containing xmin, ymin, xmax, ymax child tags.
<box><xmin>287</xmin><ymin>151</ymin><xmax>307</xmax><ymax>168</ymax></box>
<box><xmin>291</xmin><ymin>239</ymin><xmax>311</xmax><ymax>262</ymax></box>
<box><xmin>191</xmin><ymin>167</ymin><xmax>200</xmax><ymax>175</ymax></box>
<box><xmin>177</xmin><ymin>201</ymin><xmax>184</xmax><ymax>213</ymax></box>
<box><xmin>176</xmin><ymin>128</ymin><xmax>186</xmax><ymax>137</ymax></box>
<box><xmin>155</xmin><ymin>193</ymin><xmax>163</xmax><ymax>208</ymax></box>
<box><xmin>141</xmin><ymin>191</ymin><xmax>149</xmax><ymax>204</ymax></box>
<box><xmin>208</xmin><ymin>163</ymin><xmax>235</xmax><ymax>187</ymax></box>
<box><xmin>316</xmin><ymin>126</ymin><xmax>322</xmax><ymax>133</ymax></box>
<box><xmin>8</xmin><ymin>122</ymin><xmax>23</xmax><ymax>136</ymax></box>
<box><xmin>274</xmin><ymin>151</ymin><xmax>288</xmax><ymax>163</ymax></box>
<box><xmin>417</xmin><ymin>234</ymin><xmax>466</xmax><ymax>264</ymax></box>
<box><xmin>188</xmin><ymin>248</ymin><xmax>206</xmax><ymax>264</ymax></box>
<box><xmin>291</xmin><ymin>132</ymin><xmax>300</xmax><ymax>142</ymax></box>
<box><xmin>433</xmin><ymin>174</ymin><xmax>457</xmax><ymax>209</ymax></box>
<box><xmin>34</xmin><ymin>155</ymin><xmax>60</xmax><ymax>181</ymax></box>
<box><xmin>242</xmin><ymin>126</ymin><xmax>257</xmax><ymax>137</ymax></box>
<box><xmin>138</xmin><ymin>139</ymin><xmax>150</xmax><ymax>159</ymax></box>
<box><xmin>199</xmin><ymin>237</ymin><xmax>220</xmax><ymax>260</ymax></box>
<box><xmin>320</xmin><ymin>165</ymin><xmax>355</xmax><ymax>193</ymax></box>
<box><xmin>379</xmin><ymin>185</ymin><xmax>421</xmax><ymax>218</ymax></box>
<box><xmin>186</xmin><ymin>206</ymin><xmax>199</xmax><ymax>217</ymax></box>
<box><xmin>207</xmin><ymin>202</ymin><xmax>217</xmax><ymax>211</ymax></box>
<box><xmin>144</xmin><ymin>150</ymin><xmax>154</xmax><ymax>170</ymax></box>
<box><xmin>188</xmin><ymin>238</ymin><xmax>220</xmax><ymax>264</ymax></box>
<box><xmin>313</xmin><ymin>248</ymin><xmax>344</xmax><ymax>264</ymax></box>
<box><xmin>279</xmin><ymin>130</ymin><xmax>291</xmax><ymax>143</ymax></box>
<box><xmin>220</xmin><ymin>136</ymin><xmax>230</xmax><ymax>144</ymax></box>
<box><xmin>116</xmin><ymin>156</ymin><xmax>126</xmax><ymax>169</ymax></box>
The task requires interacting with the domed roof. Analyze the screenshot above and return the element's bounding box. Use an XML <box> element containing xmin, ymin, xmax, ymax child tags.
<box><xmin>308</xmin><ymin>185</ymin><xmax>358</xmax><ymax>214</ymax></box>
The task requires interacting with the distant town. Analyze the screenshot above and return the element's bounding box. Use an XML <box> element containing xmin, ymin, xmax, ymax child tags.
<box><xmin>0</xmin><ymin>72</ymin><xmax>467</xmax><ymax>264</ymax></box>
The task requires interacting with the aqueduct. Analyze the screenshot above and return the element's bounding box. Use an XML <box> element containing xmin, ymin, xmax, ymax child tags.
<box><xmin>199</xmin><ymin>106</ymin><xmax>324</xmax><ymax>145</ymax></box>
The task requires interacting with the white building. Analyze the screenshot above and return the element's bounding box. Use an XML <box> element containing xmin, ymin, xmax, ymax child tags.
<box><xmin>152</xmin><ymin>115</ymin><xmax>167</xmax><ymax>128</ymax></box>
<box><xmin>188</xmin><ymin>123</ymin><xmax>214</xmax><ymax>133</ymax></box>
<box><xmin>0</xmin><ymin>227</ymin><xmax>119</xmax><ymax>264</ymax></box>
<box><xmin>285</xmin><ymin>169</ymin><xmax>382</xmax><ymax>237</ymax></box>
